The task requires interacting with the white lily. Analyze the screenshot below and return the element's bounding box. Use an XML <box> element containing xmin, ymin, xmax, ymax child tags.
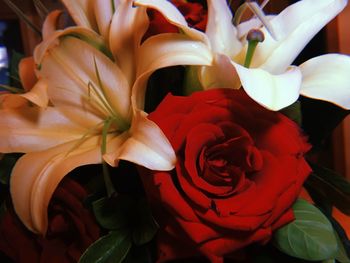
<box><xmin>134</xmin><ymin>0</ymin><xmax>350</xmax><ymax>110</ymax></box>
<box><xmin>0</xmin><ymin>1</ymin><xmax>185</xmax><ymax>235</ymax></box>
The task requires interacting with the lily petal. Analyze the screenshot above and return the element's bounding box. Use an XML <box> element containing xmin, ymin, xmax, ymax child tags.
<box><xmin>10</xmin><ymin>136</ymin><xmax>102</xmax><ymax>234</ymax></box>
<box><xmin>34</xmin><ymin>27</ymin><xmax>110</xmax><ymax>64</ymax></box>
<box><xmin>19</xmin><ymin>79</ymin><xmax>49</xmax><ymax>108</ymax></box>
<box><xmin>39</xmin><ymin>37</ymin><xmax>130</xmax><ymax>129</ymax></box>
<box><xmin>300</xmin><ymin>54</ymin><xmax>350</xmax><ymax>109</ymax></box>
<box><xmin>232</xmin><ymin>63</ymin><xmax>302</xmax><ymax>110</ymax></box>
<box><xmin>199</xmin><ymin>54</ymin><xmax>241</xmax><ymax>90</ymax></box>
<box><xmin>252</xmin><ymin>0</ymin><xmax>347</xmax><ymax>73</ymax></box>
<box><xmin>133</xmin><ymin>33</ymin><xmax>213</xmax><ymax>110</ymax></box>
<box><xmin>60</xmin><ymin>0</ymin><xmax>98</xmax><ymax>31</ymax></box>
<box><xmin>206</xmin><ymin>0</ymin><xmax>242</xmax><ymax>57</ymax></box>
<box><xmin>109</xmin><ymin>0</ymin><xmax>149</xmax><ymax>84</ymax></box>
<box><xmin>93</xmin><ymin>0</ymin><xmax>115</xmax><ymax>40</ymax></box>
<box><xmin>42</xmin><ymin>10</ymin><xmax>63</xmax><ymax>40</ymax></box>
<box><xmin>19</xmin><ymin>57</ymin><xmax>37</xmax><ymax>92</ymax></box>
<box><xmin>0</xmin><ymin>107</ymin><xmax>87</xmax><ymax>153</ymax></box>
<box><xmin>104</xmin><ymin>110</ymin><xmax>176</xmax><ymax>170</ymax></box>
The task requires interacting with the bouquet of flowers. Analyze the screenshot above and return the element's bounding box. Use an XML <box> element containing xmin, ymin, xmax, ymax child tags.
<box><xmin>1</xmin><ymin>0</ymin><xmax>350</xmax><ymax>262</ymax></box>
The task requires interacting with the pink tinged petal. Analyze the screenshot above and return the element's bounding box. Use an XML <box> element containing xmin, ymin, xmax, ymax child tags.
<box><xmin>109</xmin><ymin>0</ymin><xmax>149</xmax><ymax>83</ymax></box>
<box><xmin>104</xmin><ymin>110</ymin><xmax>176</xmax><ymax>170</ymax></box>
<box><xmin>253</xmin><ymin>0</ymin><xmax>347</xmax><ymax>73</ymax></box>
<box><xmin>60</xmin><ymin>0</ymin><xmax>98</xmax><ymax>31</ymax></box>
<box><xmin>199</xmin><ymin>54</ymin><xmax>240</xmax><ymax>89</ymax></box>
<box><xmin>132</xmin><ymin>33</ymin><xmax>213</xmax><ymax>110</ymax></box>
<box><xmin>93</xmin><ymin>0</ymin><xmax>115</xmax><ymax>40</ymax></box>
<box><xmin>34</xmin><ymin>27</ymin><xmax>107</xmax><ymax>65</ymax></box>
<box><xmin>300</xmin><ymin>54</ymin><xmax>350</xmax><ymax>109</ymax></box>
<box><xmin>19</xmin><ymin>79</ymin><xmax>49</xmax><ymax>108</ymax></box>
<box><xmin>42</xmin><ymin>10</ymin><xmax>63</xmax><ymax>41</ymax></box>
<box><xmin>10</xmin><ymin>136</ymin><xmax>102</xmax><ymax>234</ymax></box>
<box><xmin>134</xmin><ymin>0</ymin><xmax>208</xmax><ymax>44</ymax></box>
<box><xmin>40</xmin><ymin>37</ymin><xmax>131</xmax><ymax>128</ymax></box>
<box><xmin>232</xmin><ymin>63</ymin><xmax>302</xmax><ymax>111</ymax></box>
<box><xmin>0</xmin><ymin>107</ymin><xmax>87</xmax><ymax>153</ymax></box>
<box><xmin>206</xmin><ymin>0</ymin><xmax>242</xmax><ymax>57</ymax></box>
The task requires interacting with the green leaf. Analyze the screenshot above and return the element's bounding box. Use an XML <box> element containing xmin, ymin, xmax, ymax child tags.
<box><xmin>79</xmin><ymin>230</ymin><xmax>132</xmax><ymax>263</ymax></box>
<box><xmin>305</xmin><ymin>162</ymin><xmax>350</xmax><ymax>215</ymax></box>
<box><xmin>132</xmin><ymin>198</ymin><xmax>159</xmax><ymax>246</ymax></box>
<box><xmin>280</xmin><ymin>101</ymin><xmax>302</xmax><ymax>126</ymax></box>
<box><xmin>92</xmin><ymin>195</ymin><xmax>132</xmax><ymax>230</ymax></box>
<box><xmin>92</xmin><ymin>195</ymin><xmax>158</xmax><ymax>245</ymax></box>
<box><xmin>335</xmin><ymin>230</ymin><xmax>350</xmax><ymax>263</ymax></box>
<box><xmin>274</xmin><ymin>199</ymin><xmax>338</xmax><ymax>261</ymax></box>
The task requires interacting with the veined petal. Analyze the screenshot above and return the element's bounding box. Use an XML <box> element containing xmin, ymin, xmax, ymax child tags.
<box><xmin>10</xmin><ymin>136</ymin><xmax>102</xmax><ymax>234</ymax></box>
<box><xmin>42</xmin><ymin>10</ymin><xmax>63</xmax><ymax>41</ymax></box>
<box><xmin>109</xmin><ymin>0</ymin><xmax>149</xmax><ymax>83</ymax></box>
<box><xmin>252</xmin><ymin>0</ymin><xmax>347</xmax><ymax>73</ymax></box>
<box><xmin>0</xmin><ymin>107</ymin><xmax>87</xmax><ymax>153</ymax></box>
<box><xmin>133</xmin><ymin>33</ymin><xmax>213</xmax><ymax>110</ymax></box>
<box><xmin>19</xmin><ymin>79</ymin><xmax>49</xmax><ymax>108</ymax></box>
<box><xmin>104</xmin><ymin>110</ymin><xmax>176</xmax><ymax>170</ymax></box>
<box><xmin>134</xmin><ymin>0</ymin><xmax>209</xmax><ymax>44</ymax></box>
<box><xmin>19</xmin><ymin>57</ymin><xmax>36</xmax><ymax>92</ymax></box>
<box><xmin>206</xmin><ymin>0</ymin><xmax>242</xmax><ymax>57</ymax></box>
<box><xmin>39</xmin><ymin>37</ymin><xmax>130</xmax><ymax>129</ymax></box>
<box><xmin>300</xmin><ymin>54</ymin><xmax>350</xmax><ymax>109</ymax></box>
<box><xmin>232</xmin><ymin>63</ymin><xmax>302</xmax><ymax>111</ymax></box>
<box><xmin>60</xmin><ymin>0</ymin><xmax>98</xmax><ymax>31</ymax></box>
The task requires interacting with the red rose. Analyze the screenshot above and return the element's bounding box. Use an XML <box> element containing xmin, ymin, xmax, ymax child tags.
<box><xmin>0</xmin><ymin>177</ymin><xmax>100</xmax><ymax>263</ymax></box>
<box><xmin>142</xmin><ymin>89</ymin><xmax>311</xmax><ymax>262</ymax></box>
<box><xmin>144</xmin><ymin>0</ymin><xmax>207</xmax><ymax>39</ymax></box>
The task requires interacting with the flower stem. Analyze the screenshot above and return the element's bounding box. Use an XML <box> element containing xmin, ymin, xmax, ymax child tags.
<box><xmin>102</xmin><ymin>117</ymin><xmax>116</xmax><ymax>197</ymax></box>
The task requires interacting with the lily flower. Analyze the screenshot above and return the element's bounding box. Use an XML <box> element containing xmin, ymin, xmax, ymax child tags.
<box><xmin>0</xmin><ymin>1</ymin><xmax>183</xmax><ymax>235</ymax></box>
<box><xmin>133</xmin><ymin>0</ymin><xmax>350</xmax><ymax>111</ymax></box>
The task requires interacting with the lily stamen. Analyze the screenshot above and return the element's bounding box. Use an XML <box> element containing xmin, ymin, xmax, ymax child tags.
<box><xmin>244</xmin><ymin>29</ymin><xmax>265</xmax><ymax>68</ymax></box>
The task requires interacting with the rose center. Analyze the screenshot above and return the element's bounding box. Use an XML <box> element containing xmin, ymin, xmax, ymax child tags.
<box><xmin>200</xmin><ymin>135</ymin><xmax>263</xmax><ymax>191</ymax></box>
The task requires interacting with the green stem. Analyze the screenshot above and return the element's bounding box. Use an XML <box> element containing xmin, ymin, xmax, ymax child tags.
<box><xmin>244</xmin><ymin>40</ymin><xmax>258</xmax><ymax>68</ymax></box>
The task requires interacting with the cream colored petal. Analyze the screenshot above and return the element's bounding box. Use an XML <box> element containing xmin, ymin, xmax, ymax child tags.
<box><xmin>199</xmin><ymin>54</ymin><xmax>241</xmax><ymax>90</ymax></box>
<box><xmin>134</xmin><ymin>0</ymin><xmax>209</xmax><ymax>44</ymax></box>
<box><xmin>40</xmin><ymin>37</ymin><xmax>130</xmax><ymax>129</ymax></box>
<box><xmin>300</xmin><ymin>54</ymin><xmax>350</xmax><ymax>109</ymax></box>
<box><xmin>19</xmin><ymin>79</ymin><xmax>49</xmax><ymax>108</ymax></box>
<box><xmin>60</xmin><ymin>0</ymin><xmax>97</xmax><ymax>31</ymax></box>
<box><xmin>133</xmin><ymin>33</ymin><xmax>213</xmax><ymax>110</ymax></box>
<box><xmin>10</xmin><ymin>136</ymin><xmax>102</xmax><ymax>234</ymax></box>
<box><xmin>104</xmin><ymin>110</ymin><xmax>176</xmax><ymax>170</ymax></box>
<box><xmin>19</xmin><ymin>57</ymin><xmax>36</xmax><ymax>92</ymax></box>
<box><xmin>236</xmin><ymin>15</ymin><xmax>276</xmax><ymax>39</ymax></box>
<box><xmin>252</xmin><ymin>0</ymin><xmax>347</xmax><ymax>73</ymax></box>
<box><xmin>42</xmin><ymin>10</ymin><xmax>63</xmax><ymax>40</ymax></box>
<box><xmin>0</xmin><ymin>107</ymin><xmax>87</xmax><ymax>153</ymax></box>
<box><xmin>206</xmin><ymin>0</ymin><xmax>242</xmax><ymax>57</ymax></box>
<box><xmin>232</xmin><ymin>63</ymin><xmax>302</xmax><ymax>111</ymax></box>
<box><xmin>109</xmin><ymin>0</ymin><xmax>149</xmax><ymax>83</ymax></box>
